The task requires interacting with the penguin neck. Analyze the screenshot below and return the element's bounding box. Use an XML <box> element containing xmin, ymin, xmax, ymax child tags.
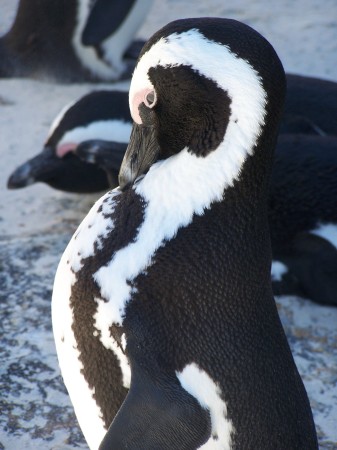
<box><xmin>93</xmin><ymin>129</ymin><xmax>273</xmax><ymax>327</ymax></box>
<box><xmin>135</xmin><ymin>130</ymin><xmax>271</xmax><ymax>234</ymax></box>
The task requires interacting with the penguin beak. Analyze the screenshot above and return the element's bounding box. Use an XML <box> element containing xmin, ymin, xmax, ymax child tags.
<box><xmin>7</xmin><ymin>145</ymin><xmax>110</xmax><ymax>193</ymax></box>
<box><xmin>7</xmin><ymin>146</ymin><xmax>60</xmax><ymax>189</ymax></box>
<box><xmin>119</xmin><ymin>123</ymin><xmax>160</xmax><ymax>190</ymax></box>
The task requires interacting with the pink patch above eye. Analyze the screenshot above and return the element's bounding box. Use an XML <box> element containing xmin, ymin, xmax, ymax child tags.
<box><xmin>131</xmin><ymin>88</ymin><xmax>156</xmax><ymax>124</ymax></box>
<box><xmin>56</xmin><ymin>142</ymin><xmax>78</xmax><ymax>158</ymax></box>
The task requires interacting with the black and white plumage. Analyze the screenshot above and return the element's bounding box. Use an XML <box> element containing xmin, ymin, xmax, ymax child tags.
<box><xmin>270</xmin><ymin>134</ymin><xmax>337</xmax><ymax>305</ymax></box>
<box><xmin>52</xmin><ymin>17</ymin><xmax>318</xmax><ymax>449</ymax></box>
<box><xmin>7</xmin><ymin>73</ymin><xmax>337</xmax><ymax>192</ymax></box>
<box><xmin>7</xmin><ymin>90</ymin><xmax>131</xmax><ymax>192</ymax></box>
<box><xmin>0</xmin><ymin>0</ymin><xmax>152</xmax><ymax>82</ymax></box>
<box><xmin>8</xmin><ymin>87</ymin><xmax>336</xmax><ymax>306</ymax></box>
<box><xmin>7</xmin><ymin>86</ymin><xmax>337</xmax><ymax>305</ymax></box>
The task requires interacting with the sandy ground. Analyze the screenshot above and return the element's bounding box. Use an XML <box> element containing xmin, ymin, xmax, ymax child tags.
<box><xmin>0</xmin><ymin>0</ymin><xmax>337</xmax><ymax>449</ymax></box>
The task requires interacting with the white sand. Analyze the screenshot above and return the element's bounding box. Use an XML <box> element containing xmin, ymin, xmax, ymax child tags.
<box><xmin>1</xmin><ymin>1</ymin><xmax>337</xmax><ymax>449</ymax></box>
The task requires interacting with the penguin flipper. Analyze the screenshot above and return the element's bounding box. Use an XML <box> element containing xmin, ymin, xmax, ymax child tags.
<box><xmin>99</xmin><ymin>360</ymin><xmax>211</xmax><ymax>450</ymax></box>
<box><xmin>75</xmin><ymin>139</ymin><xmax>127</xmax><ymax>187</ymax></box>
<box><xmin>82</xmin><ymin>0</ymin><xmax>137</xmax><ymax>46</ymax></box>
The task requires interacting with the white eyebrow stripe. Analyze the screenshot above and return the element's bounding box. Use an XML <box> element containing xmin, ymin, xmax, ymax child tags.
<box><xmin>129</xmin><ymin>29</ymin><xmax>267</xmax><ymax>152</ymax></box>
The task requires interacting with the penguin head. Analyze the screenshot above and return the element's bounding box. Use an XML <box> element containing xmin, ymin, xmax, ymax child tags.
<box><xmin>7</xmin><ymin>90</ymin><xmax>131</xmax><ymax>193</ymax></box>
<box><xmin>119</xmin><ymin>17</ymin><xmax>286</xmax><ymax>201</ymax></box>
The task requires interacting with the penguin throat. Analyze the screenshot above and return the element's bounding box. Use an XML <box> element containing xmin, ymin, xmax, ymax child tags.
<box><xmin>93</xmin><ymin>132</ymin><xmax>258</xmax><ymax>326</ymax></box>
<box><xmin>134</xmin><ymin>125</ymin><xmax>256</xmax><ymax>226</ymax></box>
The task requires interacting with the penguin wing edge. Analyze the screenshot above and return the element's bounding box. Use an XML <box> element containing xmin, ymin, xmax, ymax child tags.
<box><xmin>98</xmin><ymin>359</ymin><xmax>211</xmax><ymax>450</ymax></box>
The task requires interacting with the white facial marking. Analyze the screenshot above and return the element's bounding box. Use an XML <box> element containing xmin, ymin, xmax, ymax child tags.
<box><xmin>311</xmin><ymin>223</ymin><xmax>337</xmax><ymax>250</ymax></box>
<box><xmin>94</xmin><ymin>29</ymin><xmax>267</xmax><ymax>328</ymax></box>
<box><xmin>56</xmin><ymin>119</ymin><xmax>132</xmax><ymax>155</ymax></box>
<box><xmin>271</xmin><ymin>260</ymin><xmax>288</xmax><ymax>281</ymax></box>
<box><xmin>129</xmin><ymin>29</ymin><xmax>267</xmax><ymax>138</ymax></box>
<box><xmin>52</xmin><ymin>189</ymin><xmax>131</xmax><ymax>449</ymax></box>
<box><xmin>131</xmin><ymin>87</ymin><xmax>157</xmax><ymax>124</ymax></box>
<box><xmin>177</xmin><ymin>363</ymin><xmax>234</xmax><ymax>449</ymax></box>
<box><xmin>73</xmin><ymin>0</ymin><xmax>153</xmax><ymax>80</ymax></box>
<box><xmin>47</xmin><ymin>101</ymin><xmax>76</xmax><ymax>140</ymax></box>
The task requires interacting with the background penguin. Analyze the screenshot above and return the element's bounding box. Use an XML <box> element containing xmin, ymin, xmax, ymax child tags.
<box><xmin>52</xmin><ymin>17</ymin><xmax>318</xmax><ymax>449</ymax></box>
<box><xmin>7</xmin><ymin>90</ymin><xmax>131</xmax><ymax>192</ymax></box>
<box><xmin>0</xmin><ymin>0</ymin><xmax>153</xmax><ymax>82</ymax></box>
<box><xmin>8</xmin><ymin>73</ymin><xmax>337</xmax><ymax>192</ymax></box>
<box><xmin>8</xmin><ymin>86</ymin><xmax>337</xmax><ymax>306</ymax></box>
<box><xmin>282</xmin><ymin>74</ymin><xmax>337</xmax><ymax>136</ymax></box>
<box><xmin>270</xmin><ymin>134</ymin><xmax>337</xmax><ymax>305</ymax></box>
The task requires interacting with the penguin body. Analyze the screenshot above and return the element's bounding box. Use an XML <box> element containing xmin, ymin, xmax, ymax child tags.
<box><xmin>52</xmin><ymin>18</ymin><xmax>317</xmax><ymax>449</ymax></box>
<box><xmin>270</xmin><ymin>134</ymin><xmax>337</xmax><ymax>305</ymax></box>
<box><xmin>271</xmin><ymin>134</ymin><xmax>337</xmax><ymax>246</ymax></box>
<box><xmin>0</xmin><ymin>0</ymin><xmax>152</xmax><ymax>82</ymax></box>
<box><xmin>8</xmin><ymin>86</ymin><xmax>337</xmax><ymax>305</ymax></box>
<box><xmin>283</xmin><ymin>74</ymin><xmax>337</xmax><ymax>136</ymax></box>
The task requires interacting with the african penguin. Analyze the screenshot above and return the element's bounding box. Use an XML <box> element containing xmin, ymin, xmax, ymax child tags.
<box><xmin>74</xmin><ymin>132</ymin><xmax>337</xmax><ymax>307</ymax></box>
<box><xmin>52</xmin><ymin>17</ymin><xmax>318</xmax><ymax>449</ymax></box>
<box><xmin>8</xmin><ymin>73</ymin><xmax>337</xmax><ymax>193</ymax></box>
<box><xmin>8</xmin><ymin>87</ymin><xmax>337</xmax><ymax>305</ymax></box>
<box><xmin>282</xmin><ymin>74</ymin><xmax>337</xmax><ymax>136</ymax></box>
<box><xmin>0</xmin><ymin>0</ymin><xmax>152</xmax><ymax>82</ymax></box>
<box><xmin>7</xmin><ymin>70</ymin><xmax>337</xmax><ymax>192</ymax></box>
<box><xmin>270</xmin><ymin>134</ymin><xmax>337</xmax><ymax>305</ymax></box>
<box><xmin>7</xmin><ymin>90</ymin><xmax>131</xmax><ymax>193</ymax></box>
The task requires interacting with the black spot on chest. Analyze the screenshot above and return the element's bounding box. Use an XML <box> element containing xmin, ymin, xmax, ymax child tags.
<box><xmin>69</xmin><ymin>189</ymin><xmax>146</xmax><ymax>427</ymax></box>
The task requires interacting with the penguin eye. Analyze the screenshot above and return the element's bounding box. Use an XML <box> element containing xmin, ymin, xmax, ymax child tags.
<box><xmin>144</xmin><ymin>89</ymin><xmax>157</xmax><ymax>108</ymax></box>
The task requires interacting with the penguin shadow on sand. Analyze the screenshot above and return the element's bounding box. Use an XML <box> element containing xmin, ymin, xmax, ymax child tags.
<box><xmin>0</xmin><ymin>0</ymin><xmax>152</xmax><ymax>82</ymax></box>
<box><xmin>8</xmin><ymin>75</ymin><xmax>337</xmax><ymax>307</ymax></box>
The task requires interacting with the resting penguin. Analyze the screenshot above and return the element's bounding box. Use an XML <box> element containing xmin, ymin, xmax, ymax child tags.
<box><xmin>270</xmin><ymin>134</ymin><xmax>337</xmax><ymax>305</ymax></box>
<box><xmin>7</xmin><ymin>90</ymin><xmax>131</xmax><ymax>192</ymax></box>
<box><xmin>8</xmin><ymin>72</ymin><xmax>337</xmax><ymax>192</ymax></box>
<box><xmin>52</xmin><ymin>17</ymin><xmax>318</xmax><ymax>450</ymax></box>
<box><xmin>283</xmin><ymin>74</ymin><xmax>337</xmax><ymax>136</ymax></box>
<box><xmin>74</xmin><ymin>133</ymin><xmax>337</xmax><ymax>306</ymax></box>
<box><xmin>8</xmin><ymin>88</ymin><xmax>335</xmax><ymax>306</ymax></box>
<box><xmin>0</xmin><ymin>0</ymin><xmax>152</xmax><ymax>82</ymax></box>
<box><xmin>7</xmin><ymin>91</ymin><xmax>337</xmax><ymax>306</ymax></box>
